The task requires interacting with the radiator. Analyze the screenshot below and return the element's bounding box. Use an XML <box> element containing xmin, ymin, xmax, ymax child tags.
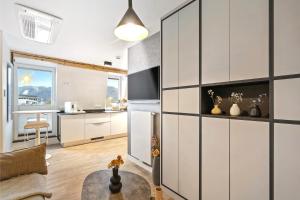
<box><xmin>130</xmin><ymin>111</ymin><xmax>154</xmax><ymax>165</ymax></box>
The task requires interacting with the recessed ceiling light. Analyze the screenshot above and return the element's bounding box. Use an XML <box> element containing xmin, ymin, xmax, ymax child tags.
<box><xmin>15</xmin><ymin>3</ymin><xmax>63</xmax><ymax>44</ymax></box>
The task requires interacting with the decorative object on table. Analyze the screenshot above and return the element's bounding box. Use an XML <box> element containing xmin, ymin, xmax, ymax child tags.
<box><xmin>208</xmin><ymin>89</ymin><xmax>223</xmax><ymax>115</ymax></box>
<box><xmin>151</xmin><ymin>135</ymin><xmax>160</xmax><ymax>186</ymax></box>
<box><xmin>229</xmin><ymin>92</ymin><xmax>243</xmax><ymax>116</ymax></box>
<box><xmin>249</xmin><ymin>93</ymin><xmax>267</xmax><ymax>117</ymax></box>
<box><xmin>82</xmin><ymin>170</ymin><xmax>151</xmax><ymax>200</ymax></box>
<box><xmin>108</xmin><ymin>155</ymin><xmax>124</xmax><ymax>193</ymax></box>
<box><xmin>155</xmin><ymin>187</ymin><xmax>163</xmax><ymax>200</ymax></box>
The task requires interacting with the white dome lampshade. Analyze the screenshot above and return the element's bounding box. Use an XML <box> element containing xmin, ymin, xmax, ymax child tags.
<box><xmin>114</xmin><ymin>0</ymin><xmax>148</xmax><ymax>42</ymax></box>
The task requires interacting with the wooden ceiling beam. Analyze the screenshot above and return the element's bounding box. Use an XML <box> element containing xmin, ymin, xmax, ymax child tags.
<box><xmin>11</xmin><ymin>50</ymin><xmax>128</xmax><ymax>75</ymax></box>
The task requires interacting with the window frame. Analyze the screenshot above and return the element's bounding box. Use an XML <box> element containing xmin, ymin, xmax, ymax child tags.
<box><xmin>14</xmin><ymin>63</ymin><xmax>57</xmax><ymax>108</ymax></box>
<box><xmin>106</xmin><ymin>75</ymin><xmax>122</xmax><ymax>103</ymax></box>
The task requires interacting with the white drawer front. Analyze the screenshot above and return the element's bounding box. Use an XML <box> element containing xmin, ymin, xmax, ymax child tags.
<box><xmin>85</xmin><ymin>121</ymin><xmax>110</xmax><ymax>139</ymax></box>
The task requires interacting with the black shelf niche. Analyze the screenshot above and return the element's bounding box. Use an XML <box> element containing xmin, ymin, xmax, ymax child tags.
<box><xmin>201</xmin><ymin>80</ymin><xmax>270</xmax><ymax>120</ymax></box>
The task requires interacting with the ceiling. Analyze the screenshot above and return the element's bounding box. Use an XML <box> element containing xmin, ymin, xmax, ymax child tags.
<box><xmin>0</xmin><ymin>0</ymin><xmax>186</xmax><ymax>69</ymax></box>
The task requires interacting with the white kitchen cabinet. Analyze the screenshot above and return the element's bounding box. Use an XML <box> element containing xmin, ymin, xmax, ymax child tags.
<box><xmin>230</xmin><ymin>0</ymin><xmax>269</xmax><ymax>81</ymax></box>
<box><xmin>274</xmin><ymin>123</ymin><xmax>300</xmax><ymax>200</ymax></box>
<box><xmin>178</xmin><ymin>87</ymin><xmax>199</xmax><ymax>114</ymax></box>
<box><xmin>162</xmin><ymin>13</ymin><xmax>178</xmax><ymax>88</ymax></box>
<box><xmin>162</xmin><ymin>114</ymin><xmax>179</xmax><ymax>192</ymax></box>
<box><xmin>178</xmin><ymin>0</ymin><xmax>199</xmax><ymax>86</ymax></box>
<box><xmin>274</xmin><ymin>0</ymin><xmax>300</xmax><ymax>76</ymax></box>
<box><xmin>178</xmin><ymin>115</ymin><xmax>199</xmax><ymax>200</ymax></box>
<box><xmin>274</xmin><ymin>78</ymin><xmax>300</xmax><ymax>121</ymax></box>
<box><xmin>162</xmin><ymin>89</ymin><xmax>178</xmax><ymax>113</ymax></box>
<box><xmin>110</xmin><ymin>112</ymin><xmax>127</xmax><ymax>135</ymax></box>
<box><xmin>60</xmin><ymin>115</ymin><xmax>85</xmax><ymax>143</ymax></box>
<box><xmin>85</xmin><ymin>113</ymin><xmax>111</xmax><ymax>139</ymax></box>
<box><xmin>202</xmin><ymin>117</ymin><xmax>229</xmax><ymax>200</ymax></box>
<box><xmin>230</xmin><ymin>120</ymin><xmax>269</xmax><ymax>200</ymax></box>
<box><xmin>202</xmin><ymin>0</ymin><xmax>230</xmax><ymax>84</ymax></box>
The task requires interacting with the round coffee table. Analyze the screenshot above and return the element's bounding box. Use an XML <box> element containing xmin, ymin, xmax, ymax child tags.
<box><xmin>81</xmin><ymin>170</ymin><xmax>151</xmax><ymax>200</ymax></box>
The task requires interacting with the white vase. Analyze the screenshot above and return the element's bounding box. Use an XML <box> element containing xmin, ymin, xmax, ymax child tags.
<box><xmin>230</xmin><ymin>103</ymin><xmax>240</xmax><ymax>116</ymax></box>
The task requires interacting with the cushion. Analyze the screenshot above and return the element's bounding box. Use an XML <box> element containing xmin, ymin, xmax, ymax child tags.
<box><xmin>0</xmin><ymin>144</ymin><xmax>47</xmax><ymax>181</ymax></box>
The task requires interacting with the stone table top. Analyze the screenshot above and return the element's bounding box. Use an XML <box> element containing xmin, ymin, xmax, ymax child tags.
<box><xmin>81</xmin><ymin>170</ymin><xmax>151</xmax><ymax>200</ymax></box>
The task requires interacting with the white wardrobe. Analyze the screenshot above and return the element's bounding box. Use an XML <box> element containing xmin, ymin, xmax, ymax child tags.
<box><xmin>161</xmin><ymin>0</ymin><xmax>300</xmax><ymax>200</ymax></box>
<box><xmin>161</xmin><ymin>0</ymin><xmax>199</xmax><ymax>199</ymax></box>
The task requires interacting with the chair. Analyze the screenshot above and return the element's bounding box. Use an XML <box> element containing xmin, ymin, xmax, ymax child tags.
<box><xmin>24</xmin><ymin>113</ymin><xmax>49</xmax><ymax>141</ymax></box>
<box><xmin>24</xmin><ymin>121</ymin><xmax>50</xmax><ymax>143</ymax></box>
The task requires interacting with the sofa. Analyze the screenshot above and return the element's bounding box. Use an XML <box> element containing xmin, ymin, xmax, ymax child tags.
<box><xmin>0</xmin><ymin>144</ymin><xmax>52</xmax><ymax>200</ymax></box>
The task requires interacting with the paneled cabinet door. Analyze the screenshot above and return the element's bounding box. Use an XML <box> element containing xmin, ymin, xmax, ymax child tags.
<box><xmin>162</xmin><ymin>13</ymin><xmax>178</xmax><ymax>88</ymax></box>
<box><xmin>179</xmin><ymin>116</ymin><xmax>199</xmax><ymax>200</ymax></box>
<box><xmin>60</xmin><ymin>115</ymin><xmax>85</xmax><ymax>143</ymax></box>
<box><xmin>110</xmin><ymin>112</ymin><xmax>127</xmax><ymax>135</ymax></box>
<box><xmin>230</xmin><ymin>0</ymin><xmax>269</xmax><ymax>81</ymax></box>
<box><xmin>275</xmin><ymin>123</ymin><xmax>300</xmax><ymax>200</ymax></box>
<box><xmin>274</xmin><ymin>0</ymin><xmax>300</xmax><ymax>76</ymax></box>
<box><xmin>274</xmin><ymin>78</ymin><xmax>300</xmax><ymax>121</ymax></box>
<box><xmin>202</xmin><ymin>117</ymin><xmax>229</xmax><ymax>200</ymax></box>
<box><xmin>202</xmin><ymin>0</ymin><xmax>230</xmax><ymax>84</ymax></box>
<box><xmin>162</xmin><ymin>90</ymin><xmax>178</xmax><ymax>113</ymax></box>
<box><xmin>178</xmin><ymin>0</ymin><xmax>199</xmax><ymax>86</ymax></box>
<box><xmin>178</xmin><ymin>87</ymin><xmax>199</xmax><ymax>114</ymax></box>
<box><xmin>230</xmin><ymin>120</ymin><xmax>269</xmax><ymax>200</ymax></box>
<box><xmin>162</xmin><ymin>114</ymin><xmax>179</xmax><ymax>192</ymax></box>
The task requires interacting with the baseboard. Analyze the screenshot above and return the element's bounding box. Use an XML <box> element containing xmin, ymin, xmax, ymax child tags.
<box><xmin>61</xmin><ymin>134</ymin><xmax>127</xmax><ymax>147</ymax></box>
<box><xmin>127</xmin><ymin>154</ymin><xmax>152</xmax><ymax>173</ymax></box>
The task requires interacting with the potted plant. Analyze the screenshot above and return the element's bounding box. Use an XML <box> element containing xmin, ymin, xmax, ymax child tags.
<box><xmin>208</xmin><ymin>89</ymin><xmax>223</xmax><ymax>115</ymax></box>
<box><xmin>108</xmin><ymin>155</ymin><xmax>124</xmax><ymax>193</ymax></box>
<box><xmin>249</xmin><ymin>93</ymin><xmax>267</xmax><ymax>117</ymax></box>
<box><xmin>151</xmin><ymin>135</ymin><xmax>160</xmax><ymax>186</ymax></box>
<box><xmin>229</xmin><ymin>92</ymin><xmax>243</xmax><ymax>116</ymax></box>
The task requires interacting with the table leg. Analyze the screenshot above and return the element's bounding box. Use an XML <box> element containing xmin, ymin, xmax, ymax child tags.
<box><xmin>35</xmin><ymin>128</ymin><xmax>41</xmax><ymax>145</ymax></box>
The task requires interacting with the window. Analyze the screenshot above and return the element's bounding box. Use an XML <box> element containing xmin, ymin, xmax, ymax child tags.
<box><xmin>106</xmin><ymin>77</ymin><xmax>120</xmax><ymax>103</ymax></box>
<box><xmin>17</xmin><ymin>67</ymin><xmax>53</xmax><ymax>106</ymax></box>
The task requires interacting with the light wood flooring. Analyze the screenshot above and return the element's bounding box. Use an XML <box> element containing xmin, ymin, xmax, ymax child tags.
<box><xmin>45</xmin><ymin>137</ymin><xmax>156</xmax><ymax>200</ymax></box>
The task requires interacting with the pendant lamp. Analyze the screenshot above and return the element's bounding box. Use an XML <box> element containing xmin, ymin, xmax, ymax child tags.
<box><xmin>114</xmin><ymin>0</ymin><xmax>148</xmax><ymax>41</ymax></box>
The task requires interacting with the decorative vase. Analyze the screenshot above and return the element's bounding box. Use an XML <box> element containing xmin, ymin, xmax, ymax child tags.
<box><xmin>211</xmin><ymin>105</ymin><xmax>222</xmax><ymax>115</ymax></box>
<box><xmin>155</xmin><ymin>187</ymin><xmax>163</xmax><ymax>200</ymax></box>
<box><xmin>109</xmin><ymin>167</ymin><xmax>122</xmax><ymax>193</ymax></box>
<box><xmin>230</xmin><ymin>103</ymin><xmax>241</xmax><ymax>116</ymax></box>
<box><xmin>152</xmin><ymin>156</ymin><xmax>160</xmax><ymax>186</ymax></box>
<box><xmin>249</xmin><ymin>105</ymin><xmax>261</xmax><ymax>117</ymax></box>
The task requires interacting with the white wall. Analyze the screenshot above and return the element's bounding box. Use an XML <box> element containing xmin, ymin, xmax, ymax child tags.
<box><xmin>57</xmin><ymin>65</ymin><xmax>108</xmax><ymax>110</ymax></box>
<box><xmin>0</xmin><ymin>31</ymin><xmax>13</xmax><ymax>152</ymax></box>
<box><xmin>0</xmin><ymin>30</ymin><xmax>3</xmax><ymax>152</ymax></box>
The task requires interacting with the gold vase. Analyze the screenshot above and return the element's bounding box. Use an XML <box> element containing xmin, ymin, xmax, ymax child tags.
<box><xmin>211</xmin><ymin>105</ymin><xmax>222</xmax><ymax>115</ymax></box>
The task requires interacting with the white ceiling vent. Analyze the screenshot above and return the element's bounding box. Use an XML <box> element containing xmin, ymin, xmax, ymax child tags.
<box><xmin>15</xmin><ymin>3</ymin><xmax>62</xmax><ymax>44</ymax></box>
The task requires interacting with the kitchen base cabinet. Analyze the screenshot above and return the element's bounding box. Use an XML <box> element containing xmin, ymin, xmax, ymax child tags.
<box><xmin>230</xmin><ymin>120</ymin><xmax>269</xmax><ymax>200</ymax></box>
<box><xmin>275</xmin><ymin>123</ymin><xmax>300</xmax><ymax>200</ymax></box>
<box><xmin>111</xmin><ymin>112</ymin><xmax>127</xmax><ymax>135</ymax></box>
<box><xmin>59</xmin><ymin>112</ymin><xmax>127</xmax><ymax>147</ymax></box>
<box><xmin>202</xmin><ymin>117</ymin><xmax>229</xmax><ymax>200</ymax></box>
<box><xmin>179</xmin><ymin>116</ymin><xmax>199</xmax><ymax>200</ymax></box>
<box><xmin>85</xmin><ymin>113</ymin><xmax>111</xmax><ymax>139</ymax></box>
<box><xmin>60</xmin><ymin>115</ymin><xmax>85</xmax><ymax>143</ymax></box>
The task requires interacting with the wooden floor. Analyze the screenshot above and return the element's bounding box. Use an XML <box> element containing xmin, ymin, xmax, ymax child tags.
<box><xmin>46</xmin><ymin>137</ymin><xmax>156</xmax><ymax>200</ymax></box>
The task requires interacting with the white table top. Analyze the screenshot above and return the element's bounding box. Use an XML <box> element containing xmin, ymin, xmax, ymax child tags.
<box><xmin>13</xmin><ymin>110</ymin><xmax>60</xmax><ymax>114</ymax></box>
